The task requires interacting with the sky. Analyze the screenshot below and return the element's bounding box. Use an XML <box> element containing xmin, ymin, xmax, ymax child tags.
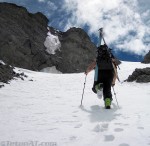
<box><xmin>0</xmin><ymin>0</ymin><xmax>150</xmax><ymax>61</ymax></box>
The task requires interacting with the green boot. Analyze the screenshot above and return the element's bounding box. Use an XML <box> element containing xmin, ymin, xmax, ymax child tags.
<box><xmin>95</xmin><ymin>83</ymin><xmax>102</xmax><ymax>93</ymax></box>
<box><xmin>105</xmin><ymin>98</ymin><xmax>111</xmax><ymax>109</ymax></box>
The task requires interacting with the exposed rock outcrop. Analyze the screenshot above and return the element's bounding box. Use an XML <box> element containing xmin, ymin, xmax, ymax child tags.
<box><xmin>0</xmin><ymin>2</ymin><xmax>96</xmax><ymax>73</ymax></box>
<box><xmin>127</xmin><ymin>50</ymin><xmax>150</xmax><ymax>83</ymax></box>
<box><xmin>142</xmin><ymin>51</ymin><xmax>150</xmax><ymax>64</ymax></box>
<box><xmin>0</xmin><ymin>2</ymin><xmax>49</xmax><ymax>71</ymax></box>
<box><xmin>54</xmin><ymin>27</ymin><xmax>96</xmax><ymax>73</ymax></box>
<box><xmin>0</xmin><ymin>61</ymin><xmax>28</xmax><ymax>88</ymax></box>
<box><xmin>126</xmin><ymin>67</ymin><xmax>150</xmax><ymax>83</ymax></box>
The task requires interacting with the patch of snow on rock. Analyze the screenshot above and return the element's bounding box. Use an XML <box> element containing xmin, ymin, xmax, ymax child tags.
<box><xmin>44</xmin><ymin>31</ymin><xmax>61</xmax><ymax>54</ymax></box>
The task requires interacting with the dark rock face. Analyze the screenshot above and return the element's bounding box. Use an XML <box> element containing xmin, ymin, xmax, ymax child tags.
<box><xmin>0</xmin><ymin>62</ymin><xmax>27</xmax><ymax>88</ymax></box>
<box><xmin>0</xmin><ymin>2</ymin><xmax>49</xmax><ymax>71</ymax></box>
<box><xmin>126</xmin><ymin>68</ymin><xmax>150</xmax><ymax>83</ymax></box>
<box><xmin>54</xmin><ymin>27</ymin><xmax>96</xmax><ymax>73</ymax></box>
<box><xmin>0</xmin><ymin>64</ymin><xmax>14</xmax><ymax>84</ymax></box>
<box><xmin>142</xmin><ymin>51</ymin><xmax>150</xmax><ymax>63</ymax></box>
<box><xmin>0</xmin><ymin>2</ymin><xmax>96</xmax><ymax>73</ymax></box>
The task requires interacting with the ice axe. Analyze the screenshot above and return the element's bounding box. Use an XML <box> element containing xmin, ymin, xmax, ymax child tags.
<box><xmin>98</xmin><ymin>28</ymin><xmax>106</xmax><ymax>45</ymax></box>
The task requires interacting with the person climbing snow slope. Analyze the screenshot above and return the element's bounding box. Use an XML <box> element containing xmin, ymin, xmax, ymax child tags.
<box><xmin>85</xmin><ymin>44</ymin><xmax>118</xmax><ymax>109</ymax></box>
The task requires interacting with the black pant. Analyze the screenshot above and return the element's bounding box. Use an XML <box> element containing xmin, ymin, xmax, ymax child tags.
<box><xmin>93</xmin><ymin>70</ymin><xmax>114</xmax><ymax>100</ymax></box>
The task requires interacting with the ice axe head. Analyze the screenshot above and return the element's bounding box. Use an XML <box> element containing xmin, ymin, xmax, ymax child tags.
<box><xmin>99</xmin><ymin>28</ymin><xmax>103</xmax><ymax>35</ymax></box>
<box><xmin>99</xmin><ymin>28</ymin><xmax>103</xmax><ymax>32</ymax></box>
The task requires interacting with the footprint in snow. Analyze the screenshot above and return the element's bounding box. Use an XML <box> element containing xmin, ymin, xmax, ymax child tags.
<box><xmin>114</xmin><ymin>128</ymin><xmax>124</xmax><ymax>132</ymax></box>
<box><xmin>122</xmin><ymin>116</ymin><xmax>130</xmax><ymax>119</ymax></box>
<box><xmin>55</xmin><ymin>96</ymin><xmax>61</xmax><ymax>98</ymax></box>
<box><xmin>93</xmin><ymin>124</ymin><xmax>101</xmax><ymax>132</ymax></box>
<box><xmin>74</xmin><ymin>123</ymin><xmax>82</xmax><ymax>128</ymax></box>
<box><xmin>123</xmin><ymin>124</ymin><xmax>129</xmax><ymax>126</ymax></box>
<box><xmin>104</xmin><ymin>135</ymin><xmax>115</xmax><ymax>142</ymax></box>
<box><xmin>114</xmin><ymin>123</ymin><xmax>122</xmax><ymax>125</ymax></box>
<box><xmin>69</xmin><ymin>136</ymin><xmax>77</xmax><ymax>141</ymax></box>
<box><xmin>73</xmin><ymin>111</ymin><xmax>78</xmax><ymax>113</ymax></box>
<box><xmin>72</xmin><ymin>115</ymin><xmax>78</xmax><ymax>117</ymax></box>
<box><xmin>119</xmin><ymin>143</ymin><xmax>130</xmax><ymax>146</ymax></box>
<box><xmin>93</xmin><ymin>123</ymin><xmax>109</xmax><ymax>132</ymax></box>
<box><xmin>114</xmin><ymin>123</ymin><xmax>129</xmax><ymax>126</ymax></box>
<box><xmin>137</xmin><ymin>127</ymin><xmax>144</xmax><ymax>130</ymax></box>
<box><xmin>101</xmin><ymin>123</ymin><xmax>108</xmax><ymax>128</ymax></box>
<box><xmin>101</xmin><ymin>123</ymin><xmax>109</xmax><ymax>132</ymax></box>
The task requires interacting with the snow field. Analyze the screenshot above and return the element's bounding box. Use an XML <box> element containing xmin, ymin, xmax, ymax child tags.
<box><xmin>0</xmin><ymin>62</ymin><xmax>150</xmax><ymax>146</ymax></box>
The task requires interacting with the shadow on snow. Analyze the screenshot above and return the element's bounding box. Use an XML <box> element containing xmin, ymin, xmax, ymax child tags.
<box><xmin>79</xmin><ymin>103</ymin><xmax>121</xmax><ymax>123</ymax></box>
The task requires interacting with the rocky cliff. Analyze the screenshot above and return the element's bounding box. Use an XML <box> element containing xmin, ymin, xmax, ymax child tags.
<box><xmin>142</xmin><ymin>51</ymin><xmax>150</xmax><ymax>64</ymax></box>
<box><xmin>0</xmin><ymin>2</ymin><xmax>96</xmax><ymax>73</ymax></box>
<box><xmin>126</xmin><ymin>67</ymin><xmax>150</xmax><ymax>83</ymax></box>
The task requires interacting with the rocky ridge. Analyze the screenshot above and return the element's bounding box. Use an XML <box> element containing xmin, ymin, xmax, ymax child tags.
<box><xmin>0</xmin><ymin>2</ymin><xmax>96</xmax><ymax>74</ymax></box>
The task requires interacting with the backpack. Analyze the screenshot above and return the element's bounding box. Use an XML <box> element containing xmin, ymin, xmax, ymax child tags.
<box><xmin>96</xmin><ymin>44</ymin><xmax>114</xmax><ymax>70</ymax></box>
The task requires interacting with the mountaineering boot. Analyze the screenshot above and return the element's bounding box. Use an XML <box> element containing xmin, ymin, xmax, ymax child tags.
<box><xmin>95</xmin><ymin>84</ymin><xmax>103</xmax><ymax>99</ymax></box>
<box><xmin>105</xmin><ymin>98</ymin><xmax>111</xmax><ymax>109</ymax></box>
<box><xmin>92</xmin><ymin>81</ymin><xmax>97</xmax><ymax>93</ymax></box>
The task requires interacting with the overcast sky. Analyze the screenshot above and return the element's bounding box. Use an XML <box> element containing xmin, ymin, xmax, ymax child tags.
<box><xmin>0</xmin><ymin>0</ymin><xmax>149</xmax><ymax>58</ymax></box>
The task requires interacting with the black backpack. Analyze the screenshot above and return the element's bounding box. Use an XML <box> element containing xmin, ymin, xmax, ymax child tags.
<box><xmin>96</xmin><ymin>44</ymin><xmax>114</xmax><ymax>70</ymax></box>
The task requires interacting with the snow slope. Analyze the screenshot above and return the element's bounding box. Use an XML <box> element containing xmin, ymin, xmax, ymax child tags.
<box><xmin>0</xmin><ymin>62</ymin><xmax>150</xmax><ymax>146</ymax></box>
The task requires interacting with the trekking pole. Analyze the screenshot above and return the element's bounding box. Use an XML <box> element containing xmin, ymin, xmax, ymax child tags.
<box><xmin>80</xmin><ymin>74</ymin><xmax>87</xmax><ymax>106</ymax></box>
<box><xmin>112</xmin><ymin>87</ymin><xmax>119</xmax><ymax>108</ymax></box>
